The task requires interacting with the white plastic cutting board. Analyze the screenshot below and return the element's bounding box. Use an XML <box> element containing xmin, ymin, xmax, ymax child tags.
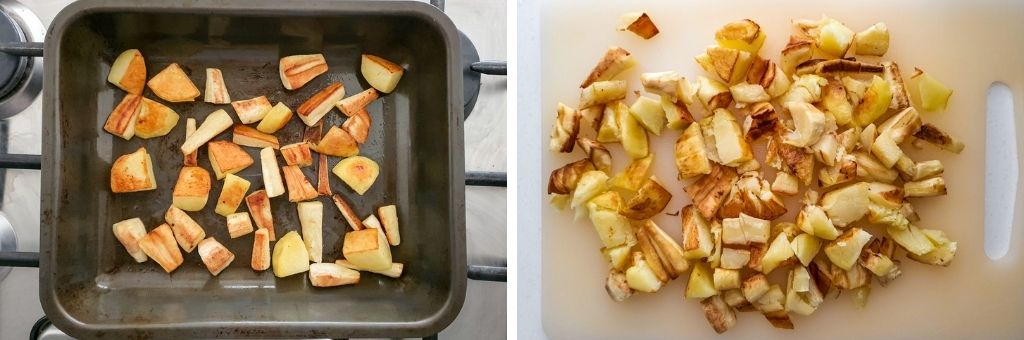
<box><xmin>540</xmin><ymin>0</ymin><xmax>1024</xmax><ymax>338</ymax></box>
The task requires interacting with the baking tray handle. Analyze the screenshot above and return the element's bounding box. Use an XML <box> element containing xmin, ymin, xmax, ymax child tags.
<box><xmin>467</xmin><ymin>264</ymin><xmax>505</xmax><ymax>282</ymax></box>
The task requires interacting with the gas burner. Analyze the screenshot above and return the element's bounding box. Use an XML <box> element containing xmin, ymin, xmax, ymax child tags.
<box><xmin>0</xmin><ymin>0</ymin><xmax>41</xmax><ymax>119</ymax></box>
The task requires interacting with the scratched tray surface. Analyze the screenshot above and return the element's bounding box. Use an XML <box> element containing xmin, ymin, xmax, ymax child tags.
<box><xmin>540</xmin><ymin>0</ymin><xmax>1024</xmax><ymax>339</ymax></box>
<box><xmin>45</xmin><ymin>8</ymin><xmax>458</xmax><ymax>331</ymax></box>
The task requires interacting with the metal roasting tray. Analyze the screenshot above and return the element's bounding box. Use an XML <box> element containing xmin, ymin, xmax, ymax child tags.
<box><xmin>37</xmin><ymin>0</ymin><xmax>472</xmax><ymax>338</ymax></box>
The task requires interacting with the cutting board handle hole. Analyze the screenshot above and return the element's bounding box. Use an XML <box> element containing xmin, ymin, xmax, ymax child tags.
<box><xmin>984</xmin><ymin>81</ymin><xmax>1017</xmax><ymax>260</ymax></box>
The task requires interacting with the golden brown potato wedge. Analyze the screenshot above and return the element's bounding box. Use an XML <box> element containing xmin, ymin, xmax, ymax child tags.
<box><xmin>316</xmin><ymin>126</ymin><xmax>360</xmax><ymax>157</ymax></box>
<box><xmin>110</xmin><ymin>147</ymin><xmax>157</xmax><ymax>193</ymax></box>
<box><xmin>620</xmin><ymin>177</ymin><xmax>672</xmax><ymax>220</ymax></box>
<box><xmin>107</xmin><ymin>49</ymin><xmax>146</xmax><ymax>94</ymax></box>
<box><xmin>231</xmin><ymin>95</ymin><xmax>273</xmax><ymax>124</ymax></box>
<box><xmin>134</xmin><ymin>98</ymin><xmax>180</xmax><ymax>139</ymax></box>
<box><xmin>580</xmin><ymin>46</ymin><xmax>635</xmax><ymax>88</ymax></box>
<box><xmin>147</xmin><ymin>63</ymin><xmax>200</xmax><ymax>102</ymax></box>
<box><xmin>208</xmin><ymin>140</ymin><xmax>254</xmax><ymax>180</ymax></box>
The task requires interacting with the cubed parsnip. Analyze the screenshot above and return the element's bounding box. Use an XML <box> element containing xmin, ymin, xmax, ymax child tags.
<box><xmin>609</xmin><ymin>154</ymin><xmax>651</xmax><ymax>192</ymax></box>
<box><xmin>272</xmin><ymin>231</ymin><xmax>310</xmax><ymax>278</ymax></box>
<box><xmin>208</xmin><ymin>141</ymin><xmax>254</xmax><ymax>180</ymax></box>
<box><xmin>215</xmin><ymin>173</ymin><xmax>250</xmax><ymax>216</ymax></box>
<box><xmin>797</xmin><ymin>205</ymin><xmax>840</xmax><ymax>240</ymax></box>
<box><xmin>107</xmin><ymin>49</ymin><xmax>146</xmax><ymax>94</ymax></box>
<box><xmin>580</xmin><ymin>46</ymin><xmax>635</xmax><ymax>88</ymax></box>
<box><xmin>587</xmin><ymin>192</ymin><xmax>633</xmax><ymax>248</ymax></box>
<box><xmin>887</xmin><ymin>224</ymin><xmax>935</xmax><ymax>256</ymax></box>
<box><xmin>198</xmin><ymin>237</ymin><xmax>234</xmax><ymax>276</ymax></box>
<box><xmin>335</xmin><ymin>260</ymin><xmax>404</xmax><ymax>278</ymax></box>
<box><xmin>618</xmin><ymin>12</ymin><xmax>659</xmax><ymax>39</ymax></box>
<box><xmin>761</xmin><ymin>233</ymin><xmax>794</xmax><ymax>274</ymax></box>
<box><xmin>297</xmin><ymin>82</ymin><xmax>345</xmax><ymax>126</ymax></box>
<box><xmin>701</xmin><ymin>295</ymin><xmax>737</xmax><ymax>334</ymax></box>
<box><xmin>331</xmin><ymin>194</ymin><xmax>364</xmax><ymax>231</ymax></box>
<box><xmin>914</xmin><ymin>123</ymin><xmax>965</xmax><ymax>154</ymax></box>
<box><xmin>226</xmin><ymin>212</ymin><xmax>254</xmax><ymax>239</ymax></box>
<box><xmin>280</xmin><ymin>142</ymin><xmax>313</xmax><ymax>167</ymax></box>
<box><xmin>184</xmin><ymin>118</ymin><xmax>198</xmax><ymax>166</ymax></box>
<box><xmin>204</xmin><ymin>68</ymin><xmax>230</xmax><ymax>104</ymax></box>
<box><xmin>316</xmin><ymin>126</ymin><xmax>360</xmax><ymax>157</ymax></box>
<box><xmin>718</xmin><ymin>172</ymin><xmax>787</xmax><ymax>220</ymax></box>
<box><xmin>256</xmin><ymin>102</ymin><xmax>294</xmax><ymax>134</ymax></box>
<box><xmin>854</xmin><ymin>22</ymin><xmax>889</xmax><ymax>56</ymax></box>
<box><xmin>280</xmin><ymin>54</ymin><xmax>328</xmax><ymax>90</ymax></box>
<box><xmin>138</xmin><ymin>223</ymin><xmax>184</xmax><ymax>273</ymax></box>
<box><xmin>729</xmin><ymin>83</ymin><xmax>769</xmax><ymax>104</ymax></box>
<box><xmin>853</xmin><ymin>75</ymin><xmax>893</xmax><ymax>127</ymax></box>
<box><xmin>719</xmin><ymin>247</ymin><xmax>750</xmax><ymax>270</ymax></box>
<box><xmin>147</xmin><ymin>63</ymin><xmax>200</xmax><ymax>102</ymax></box>
<box><xmin>697</xmin><ymin>76</ymin><xmax>733</xmax><ymax>111</ymax></box>
<box><xmin>165</xmin><ymin>206</ymin><xmax>206</xmax><ymax>253</ymax></box>
<box><xmin>619</xmin><ymin>177</ymin><xmax>671</xmax><ymax>220</ymax></box>
<box><xmin>662</xmin><ymin>96</ymin><xmax>694</xmax><ymax>130</ymax></box>
<box><xmin>696</xmin><ymin>46</ymin><xmax>753</xmax><ymax>84</ymax></box>
<box><xmin>785</xmin><ymin>266</ymin><xmax>824</xmax><ymax>316</ymax></box>
<box><xmin>333</xmin><ymin>156</ymin><xmax>380</xmax><ymax>195</ymax></box>
<box><xmin>110</xmin><ymin>147</ymin><xmax>157</xmax><ymax>193</ymax></box>
<box><xmin>640</xmin><ymin>71</ymin><xmax>683</xmax><ymax>102</ymax></box>
<box><xmin>820</xmin><ymin>182</ymin><xmax>869</xmax><ymax>227</ymax></box>
<box><xmin>882</xmin><ymin>62</ymin><xmax>910</xmax><ymax>111</ymax></box>
<box><xmin>251</xmin><ymin>228</ymin><xmax>271</xmax><ymax>271</ymax></box>
<box><xmin>878</xmin><ymin>107</ymin><xmax>921</xmax><ymax>144</ymax></box>
<box><xmin>259</xmin><ymin>148</ymin><xmax>285</xmax><ymax>198</ymax></box>
<box><xmin>297</xmin><ymin>201</ymin><xmax>324</xmax><ymax>263</ymax></box>
<box><xmin>282</xmin><ymin>165</ymin><xmax>317</xmax><ymax>202</ymax></box>
<box><xmin>715</xmin><ymin>19</ymin><xmax>765</xmax><ymax>54</ymax></box>
<box><xmin>685</xmin><ymin>165</ymin><xmax>737</xmax><ymax>220</ymax></box>
<box><xmin>682</xmin><ymin>205</ymin><xmax>714</xmax><ymax>259</ymax></box>
<box><xmin>571</xmin><ymin>169</ymin><xmax>610</xmax><ymax>210</ymax></box>
<box><xmin>790</xmin><ymin>233</ymin><xmax>821</xmax><ymax>266</ymax></box>
<box><xmin>134</xmin><ymin>98</ymin><xmax>180</xmax><ymax>139</ymax></box>
<box><xmin>772</xmin><ymin>172</ymin><xmax>799</xmax><ymax>195</ymax></box>
<box><xmin>181</xmin><ymin>109</ymin><xmax>233</xmax><ymax>154</ymax></box>
<box><xmin>824</xmin><ymin>228</ymin><xmax>873</xmax><ymax>270</ymax></box>
<box><xmin>103</xmin><ymin>94</ymin><xmax>142</xmax><ymax>140</ymax></box>
<box><xmin>871</xmin><ymin>133</ymin><xmax>904</xmax><ymax>168</ymax></box>
<box><xmin>780</xmin><ymin>73</ymin><xmax>826</xmax><ymax>106</ymax></box>
<box><xmin>912</xmin><ymin>160</ymin><xmax>944</xmax><ymax>181</ymax></box>
<box><xmin>721</xmin><ymin>217</ymin><xmax>746</xmax><ymax>246</ymax></box>
<box><xmin>782</xmin><ymin>102</ymin><xmax>827</xmax><ymax>148</ymax></box>
<box><xmin>675</xmin><ymin>123</ymin><xmax>712</xmax><ymax>178</ymax></box>
<box><xmin>245</xmin><ymin>190</ymin><xmax>275</xmax><ymax>240</ymax></box>
<box><xmin>581</xmin><ymin>105</ymin><xmax>605</xmax><ymax>132</ymax></box>
<box><xmin>342</xmin><ymin>111</ymin><xmax>370</xmax><ymax>144</ymax></box>
<box><xmin>642</xmin><ymin>220</ymin><xmax>690</xmax><ymax>274</ymax></box>
<box><xmin>617</xmin><ymin>104</ymin><xmax>649</xmax><ymax>159</ymax></box>
<box><xmin>709</xmin><ymin>109</ymin><xmax>752</xmax><ymax>166</ymax></box>
<box><xmin>597</xmin><ymin>101</ymin><xmax>624</xmax><ymax>143</ymax></box>
<box><xmin>904</xmin><ymin>177</ymin><xmax>947</xmax><ymax>197</ymax></box>
<box><xmin>336</xmin><ymin>88</ymin><xmax>380</xmax><ymax>117</ymax></box>
<box><xmin>908</xmin><ymin>229</ymin><xmax>958</xmax><ymax>266</ymax></box>
<box><xmin>172</xmin><ymin>167</ymin><xmax>210</xmax><ymax>211</ymax></box>
<box><xmin>635</xmin><ymin>226</ymin><xmax>671</xmax><ymax>281</ymax></box>
<box><xmin>605</xmin><ymin>270</ymin><xmax>633</xmax><ymax>302</ymax></box>
<box><xmin>112</xmin><ymin>218</ymin><xmax>148</xmax><ymax>263</ymax></box>
<box><xmin>343</xmin><ymin>228</ymin><xmax>392</xmax><ymax>271</ymax></box>
<box><xmin>780</xmin><ymin>40</ymin><xmax>813</xmax><ymax>76</ymax></box>
<box><xmin>547</xmin><ymin>160</ymin><xmax>594</xmax><ymax>195</ymax></box>
<box><xmin>378</xmin><ymin>205</ymin><xmax>400</xmax><ymax>246</ymax></box>
<box><xmin>361</xmin><ymin>54</ymin><xmax>404</xmax><ymax>93</ymax></box>
<box><xmin>742</xmin><ymin>273</ymin><xmax>770</xmax><ymax>302</ymax></box>
<box><xmin>626</xmin><ymin>253</ymin><xmax>663</xmax><ymax>293</ymax></box>
<box><xmin>909</xmin><ymin>68</ymin><xmax>953</xmax><ymax>112</ymax></box>
<box><xmin>549</xmin><ymin>103</ymin><xmax>581</xmax><ymax>152</ymax></box>
<box><xmin>723</xmin><ymin>289</ymin><xmax>747</xmax><ymax>308</ymax></box>
<box><xmin>740</xmin><ymin>214</ymin><xmax>770</xmax><ymax>244</ymax></box>
<box><xmin>231</xmin><ymin>96</ymin><xmax>273</xmax><ymax>124</ymax></box>
<box><xmin>753</xmin><ymin>284</ymin><xmax>785</xmax><ymax>313</ymax></box>
<box><xmin>309</xmin><ymin>263</ymin><xmax>361</xmax><ymax>287</ymax></box>
<box><xmin>580</xmin><ymin>80</ymin><xmax>628</xmax><ymax>110</ymax></box>
<box><xmin>577</xmin><ymin>138</ymin><xmax>612</xmax><ymax>174</ymax></box>
<box><xmin>742</xmin><ymin>102</ymin><xmax>779</xmax><ymax>142</ymax></box>
<box><xmin>685</xmin><ymin>262</ymin><xmax>717</xmax><ymax>299</ymax></box>
<box><xmin>854</xmin><ymin>151</ymin><xmax>899</xmax><ymax>183</ymax></box>
<box><xmin>628</xmin><ymin>96</ymin><xmax>665</xmax><ymax>135</ymax></box>
<box><xmin>794</xmin><ymin>58</ymin><xmax>882</xmax><ymax>76</ymax></box>
<box><xmin>363</xmin><ymin>214</ymin><xmax>382</xmax><ymax>229</ymax></box>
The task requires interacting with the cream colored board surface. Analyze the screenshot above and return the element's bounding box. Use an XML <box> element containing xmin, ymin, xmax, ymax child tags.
<box><xmin>541</xmin><ymin>0</ymin><xmax>1024</xmax><ymax>338</ymax></box>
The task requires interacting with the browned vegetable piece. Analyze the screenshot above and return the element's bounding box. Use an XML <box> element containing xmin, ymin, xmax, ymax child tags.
<box><xmin>550</xmin><ymin>103</ymin><xmax>581</xmax><ymax>153</ymax></box>
<box><xmin>766</xmin><ymin>135</ymin><xmax>814</xmax><ymax>185</ymax></box>
<box><xmin>701</xmin><ymin>295</ymin><xmax>737</xmax><ymax>334</ymax></box>
<box><xmin>577</xmin><ymin>137</ymin><xmax>612</xmax><ymax>173</ymax></box>
<box><xmin>795</xmin><ymin>58</ymin><xmax>883</xmax><ymax>76</ymax></box>
<box><xmin>684</xmin><ymin>164</ymin><xmax>738</xmax><ymax>220</ymax></box>
<box><xmin>743</xmin><ymin>102</ymin><xmax>778</xmax><ymax>141</ymax></box>
<box><xmin>620</xmin><ymin>177</ymin><xmax>672</xmax><ymax>220</ymax></box>
<box><xmin>763</xmin><ymin>310</ymin><xmax>794</xmax><ymax>329</ymax></box>
<box><xmin>546</xmin><ymin>159</ymin><xmax>595</xmax><ymax>195</ymax></box>
<box><xmin>619</xmin><ymin>12</ymin><xmax>659</xmax><ymax>39</ymax></box>
<box><xmin>331</xmin><ymin>193</ymin><xmax>364</xmax><ymax>231</ymax></box>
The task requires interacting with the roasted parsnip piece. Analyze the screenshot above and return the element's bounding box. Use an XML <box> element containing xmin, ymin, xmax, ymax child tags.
<box><xmin>251</xmin><ymin>228</ymin><xmax>271</xmax><ymax>271</ymax></box>
<box><xmin>332</xmin><ymin>193</ymin><xmax>364</xmax><ymax>230</ymax></box>
<box><xmin>297</xmin><ymin>201</ymin><xmax>324</xmax><ymax>263</ymax></box>
<box><xmin>184</xmin><ymin>118</ymin><xmax>198</xmax><ymax>166</ymax></box>
<box><xmin>245</xmin><ymin>190</ymin><xmax>275</xmax><ymax>240</ymax></box>
<box><xmin>767</xmin><ymin>135</ymin><xmax>815</xmax><ymax>185</ymax></box>
<box><xmin>701</xmin><ymin>295</ymin><xmax>737</xmax><ymax>334</ymax></box>
<box><xmin>112</xmin><ymin>218</ymin><xmax>148</xmax><ymax>263</ymax></box>
<box><xmin>378</xmin><ymin>205</ymin><xmax>400</xmax><ymax>246</ymax></box>
<box><xmin>675</xmin><ymin>123</ymin><xmax>712</xmax><ymax>178</ymax></box>
<box><xmin>181</xmin><ymin>109</ymin><xmax>234</xmax><ymax>155</ymax></box>
<box><xmin>640</xmin><ymin>71</ymin><xmax>682</xmax><ymax>102</ymax></box>
<box><xmin>580</xmin><ymin>80</ymin><xmax>628</xmax><ymax>110</ymax></box>
<box><xmin>165</xmin><ymin>206</ymin><xmax>206</xmax><ymax>253</ymax></box>
<box><xmin>580</xmin><ymin>46</ymin><xmax>635</xmax><ymax>88</ymax></box>
<box><xmin>697</xmin><ymin>76</ymin><xmax>733</xmax><ymax>111</ymax></box>
<box><xmin>336</xmin><ymin>88</ymin><xmax>379</xmax><ymax>117</ymax></box>
<box><xmin>549</xmin><ymin>103</ymin><xmax>581</xmax><ymax>153</ymax></box>
<box><xmin>204</xmin><ymin>68</ymin><xmax>230</xmax><ymax>104</ymax></box>
<box><xmin>342</xmin><ymin>111</ymin><xmax>370</xmax><ymax>144</ymax></box>
<box><xmin>297</xmin><ymin>82</ymin><xmax>345</xmax><ymax>126</ymax></box>
<box><xmin>258</xmin><ymin>148</ymin><xmax>285</xmax><ymax>198</ymax></box>
<box><xmin>577</xmin><ymin>138</ymin><xmax>611</xmax><ymax>174</ymax></box>
<box><xmin>618</xmin><ymin>12</ymin><xmax>659</xmax><ymax>39</ymax></box>
<box><xmin>232</xmin><ymin>124</ymin><xmax>279</xmax><ymax>149</ymax></box>
<box><xmin>742</xmin><ymin>102</ymin><xmax>778</xmax><ymax>141</ymax></box>
<box><xmin>794</xmin><ymin>58</ymin><xmax>882</xmax><ymax>76</ymax></box>
<box><xmin>138</xmin><ymin>223</ymin><xmax>184</xmax><ymax>273</ymax></box>
<box><xmin>103</xmin><ymin>94</ymin><xmax>143</xmax><ymax>140</ymax></box>
<box><xmin>231</xmin><ymin>95</ymin><xmax>273</xmax><ymax>124</ymax></box>
<box><xmin>605</xmin><ymin>270</ymin><xmax>633</xmax><ymax>302</ymax></box>
<box><xmin>685</xmin><ymin>164</ymin><xmax>737</xmax><ymax>220</ymax></box>
<box><xmin>336</xmin><ymin>259</ymin><xmax>404</xmax><ymax>278</ymax></box>
<box><xmin>226</xmin><ymin>212</ymin><xmax>255</xmax><ymax>239</ymax></box>
<box><xmin>913</xmin><ymin>123</ymin><xmax>964</xmax><ymax>153</ymax></box>
<box><xmin>280</xmin><ymin>142</ymin><xmax>314</xmax><ymax>167</ymax></box>
<box><xmin>279</xmin><ymin>54</ymin><xmax>327</xmax><ymax>90</ymax></box>
<box><xmin>904</xmin><ymin>177</ymin><xmax>947</xmax><ymax>197</ymax></box>
<box><xmin>282</xmin><ymin>165</ymin><xmax>318</xmax><ymax>202</ymax></box>
<box><xmin>309</xmin><ymin>263</ymin><xmax>361</xmax><ymax>287</ymax></box>
<box><xmin>198</xmin><ymin>237</ymin><xmax>234</xmax><ymax>276</ymax></box>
